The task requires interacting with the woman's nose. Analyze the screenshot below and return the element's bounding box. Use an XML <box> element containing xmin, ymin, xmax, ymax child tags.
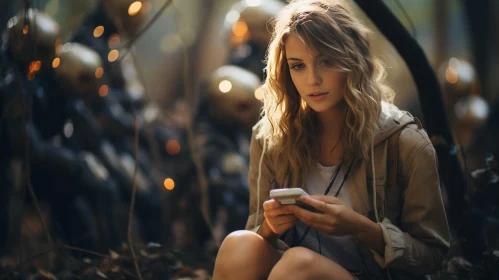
<box><xmin>307</xmin><ymin>67</ymin><xmax>322</xmax><ymax>86</ymax></box>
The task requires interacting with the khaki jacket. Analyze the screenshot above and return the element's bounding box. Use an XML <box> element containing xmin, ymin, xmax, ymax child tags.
<box><xmin>245</xmin><ymin>103</ymin><xmax>450</xmax><ymax>279</ymax></box>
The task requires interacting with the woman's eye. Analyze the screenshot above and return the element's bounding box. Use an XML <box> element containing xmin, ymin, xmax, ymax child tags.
<box><xmin>319</xmin><ymin>59</ymin><xmax>333</xmax><ymax>67</ymax></box>
<box><xmin>290</xmin><ymin>63</ymin><xmax>305</xmax><ymax>70</ymax></box>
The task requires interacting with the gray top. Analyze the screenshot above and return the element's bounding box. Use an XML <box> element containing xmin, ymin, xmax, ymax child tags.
<box><xmin>295</xmin><ymin>162</ymin><xmax>364</xmax><ymax>274</ymax></box>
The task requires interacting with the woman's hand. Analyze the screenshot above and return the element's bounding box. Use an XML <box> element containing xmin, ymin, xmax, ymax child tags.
<box><xmin>291</xmin><ymin>195</ymin><xmax>363</xmax><ymax>236</ymax></box>
<box><xmin>262</xmin><ymin>199</ymin><xmax>298</xmax><ymax>236</ymax></box>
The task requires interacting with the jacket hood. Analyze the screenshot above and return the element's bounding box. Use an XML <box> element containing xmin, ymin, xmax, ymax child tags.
<box><xmin>373</xmin><ymin>102</ymin><xmax>416</xmax><ymax>146</ymax></box>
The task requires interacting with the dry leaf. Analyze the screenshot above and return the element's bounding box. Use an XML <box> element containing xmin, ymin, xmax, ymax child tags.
<box><xmin>96</xmin><ymin>269</ymin><xmax>108</xmax><ymax>279</ymax></box>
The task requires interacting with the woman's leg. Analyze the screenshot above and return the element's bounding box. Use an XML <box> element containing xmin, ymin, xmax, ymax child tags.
<box><xmin>212</xmin><ymin>230</ymin><xmax>282</xmax><ymax>280</ymax></box>
<box><xmin>268</xmin><ymin>247</ymin><xmax>356</xmax><ymax>280</ymax></box>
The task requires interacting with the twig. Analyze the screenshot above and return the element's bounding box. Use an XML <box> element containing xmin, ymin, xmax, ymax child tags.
<box><xmin>119</xmin><ymin>0</ymin><xmax>174</xmax><ymax>61</ymax></box>
<box><xmin>126</xmin><ymin>108</ymin><xmax>143</xmax><ymax>280</ymax></box>
<box><xmin>172</xmin><ymin>4</ymin><xmax>219</xmax><ymax>246</ymax></box>
<box><xmin>61</xmin><ymin>244</ymin><xmax>107</xmax><ymax>258</ymax></box>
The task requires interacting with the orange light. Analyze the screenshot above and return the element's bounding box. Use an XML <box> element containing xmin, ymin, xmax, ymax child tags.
<box><xmin>166</xmin><ymin>140</ymin><xmax>181</xmax><ymax>155</ymax></box>
<box><xmin>128</xmin><ymin>1</ymin><xmax>142</xmax><ymax>16</ymax></box>
<box><xmin>29</xmin><ymin>61</ymin><xmax>42</xmax><ymax>73</ymax></box>
<box><xmin>95</xmin><ymin>67</ymin><xmax>104</xmax><ymax>78</ymax></box>
<box><xmin>164</xmin><ymin>178</ymin><xmax>175</xmax><ymax>190</ymax></box>
<box><xmin>99</xmin><ymin>85</ymin><xmax>109</xmax><ymax>97</ymax></box>
<box><xmin>22</xmin><ymin>25</ymin><xmax>29</xmax><ymax>34</ymax></box>
<box><xmin>52</xmin><ymin>57</ymin><xmax>60</xmax><ymax>68</ymax></box>
<box><xmin>232</xmin><ymin>21</ymin><xmax>248</xmax><ymax>37</ymax></box>
<box><xmin>31</xmin><ymin>60</ymin><xmax>42</xmax><ymax>71</ymax></box>
<box><xmin>108</xmin><ymin>34</ymin><xmax>121</xmax><ymax>48</ymax></box>
<box><xmin>108</xmin><ymin>49</ymin><xmax>119</xmax><ymax>62</ymax></box>
<box><xmin>93</xmin><ymin>26</ymin><xmax>104</xmax><ymax>38</ymax></box>
<box><xmin>446</xmin><ymin>67</ymin><xmax>459</xmax><ymax>84</ymax></box>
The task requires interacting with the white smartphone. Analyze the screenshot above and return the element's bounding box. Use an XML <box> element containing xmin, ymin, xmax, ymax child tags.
<box><xmin>270</xmin><ymin>188</ymin><xmax>318</xmax><ymax>212</ymax></box>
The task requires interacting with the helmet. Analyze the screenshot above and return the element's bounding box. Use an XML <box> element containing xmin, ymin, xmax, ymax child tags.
<box><xmin>6</xmin><ymin>9</ymin><xmax>60</xmax><ymax>73</ymax></box>
<box><xmin>222</xmin><ymin>0</ymin><xmax>284</xmax><ymax>76</ymax></box>
<box><xmin>224</xmin><ymin>0</ymin><xmax>283</xmax><ymax>50</ymax></box>
<box><xmin>205</xmin><ymin>65</ymin><xmax>262</xmax><ymax>132</ymax></box>
<box><xmin>54</xmin><ymin>43</ymin><xmax>104</xmax><ymax>102</ymax></box>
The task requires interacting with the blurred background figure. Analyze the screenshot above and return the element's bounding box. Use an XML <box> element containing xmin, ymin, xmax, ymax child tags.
<box><xmin>191</xmin><ymin>65</ymin><xmax>262</xmax><ymax>251</ymax></box>
<box><xmin>222</xmin><ymin>0</ymin><xmax>284</xmax><ymax>79</ymax></box>
<box><xmin>0</xmin><ymin>9</ymin><xmax>121</xmax><ymax>255</ymax></box>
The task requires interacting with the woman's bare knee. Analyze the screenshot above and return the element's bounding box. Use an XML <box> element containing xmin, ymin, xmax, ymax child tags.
<box><xmin>268</xmin><ymin>247</ymin><xmax>315</xmax><ymax>279</ymax></box>
<box><xmin>269</xmin><ymin>247</ymin><xmax>355</xmax><ymax>280</ymax></box>
<box><xmin>212</xmin><ymin>230</ymin><xmax>281</xmax><ymax>280</ymax></box>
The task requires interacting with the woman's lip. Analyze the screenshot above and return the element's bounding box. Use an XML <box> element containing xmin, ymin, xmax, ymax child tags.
<box><xmin>308</xmin><ymin>92</ymin><xmax>328</xmax><ymax>96</ymax></box>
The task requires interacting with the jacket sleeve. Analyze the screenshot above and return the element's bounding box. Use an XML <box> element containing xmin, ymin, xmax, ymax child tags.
<box><xmin>245</xmin><ymin>126</ymin><xmax>275</xmax><ymax>232</ymax></box>
<box><xmin>371</xmin><ymin>126</ymin><xmax>450</xmax><ymax>275</ymax></box>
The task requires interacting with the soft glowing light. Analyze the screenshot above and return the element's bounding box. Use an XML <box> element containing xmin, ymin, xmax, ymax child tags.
<box><xmin>449</xmin><ymin>57</ymin><xmax>460</xmax><ymax>70</ymax></box>
<box><xmin>232</xmin><ymin>21</ymin><xmax>249</xmax><ymax>37</ymax></box>
<box><xmin>245</xmin><ymin>0</ymin><xmax>261</xmax><ymax>7</ymax></box>
<box><xmin>93</xmin><ymin>26</ymin><xmax>104</xmax><ymax>38</ymax></box>
<box><xmin>29</xmin><ymin>61</ymin><xmax>42</xmax><ymax>73</ymax></box>
<box><xmin>52</xmin><ymin>57</ymin><xmax>60</xmax><ymax>68</ymax></box>
<box><xmin>219</xmin><ymin>80</ymin><xmax>232</xmax><ymax>93</ymax></box>
<box><xmin>108</xmin><ymin>34</ymin><xmax>120</xmax><ymax>48</ymax></box>
<box><xmin>166</xmin><ymin>140</ymin><xmax>181</xmax><ymax>156</ymax></box>
<box><xmin>22</xmin><ymin>25</ymin><xmax>29</xmax><ymax>34</ymax></box>
<box><xmin>225</xmin><ymin>10</ymin><xmax>240</xmax><ymax>23</ymax></box>
<box><xmin>95</xmin><ymin>67</ymin><xmax>104</xmax><ymax>78</ymax></box>
<box><xmin>164</xmin><ymin>178</ymin><xmax>175</xmax><ymax>190</ymax></box>
<box><xmin>254</xmin><ymin>87</ymin><xmax>264</xmax><ymax>101</ymax></box>
<box><xmin>128</xmin><ymin>1</ymin><xmax>142</xmax><ymax>16</ymax></box>
<box><xmin>108</xmin><ymin>49</ymin><xmax>119</xmax><ymax>62</ymax></box>
<box><xmin>99</xmin><ymin>85</ymin><xmax>109</xmax><ymax>97</ymax></box>
<box><xmin>445</xmin><ymin>67</ymin><xmax>459</xmax><ymax>84</ymax></box>
<box><xmin>63</xmin><ymin>121</ymin><xmax>74</xmax><ymax>138</ymax></box>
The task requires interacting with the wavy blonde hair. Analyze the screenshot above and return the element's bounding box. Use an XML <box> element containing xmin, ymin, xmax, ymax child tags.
<box><xmin>257</xmin><ymin>0</ymin><xmax>395</xmax><ymax>187</ymax></box>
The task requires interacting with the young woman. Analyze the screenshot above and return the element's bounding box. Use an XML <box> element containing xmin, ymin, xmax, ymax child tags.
<box><xmin>212</xmin><ymin>0</ymin><xmax>450</xmax><ymax>279</ymax></box>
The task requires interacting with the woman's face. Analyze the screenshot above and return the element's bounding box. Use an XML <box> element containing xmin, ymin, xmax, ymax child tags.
<box><xmin>284</xmin><ymin>33</ymin><xmax>346</xmax><ymax>113</ymax></box>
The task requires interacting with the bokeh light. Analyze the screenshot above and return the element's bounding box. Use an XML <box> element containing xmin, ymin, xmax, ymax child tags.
<box><xmin>95</xmin><ymin>67</ymin><xmax>104</xmax><ymax>78</ymax></box>
<box><xmin>164</xmin><ymin>178</ymin><xmax>175</xmax><ymax>190</ymax></box>
<box><xmin>446</xmin><ymin>67</ymin><xmax>458</xmax><ymax>84</ymax></box>
<box><xmin>128</xmin><ymin>1</ymin><xmax>142</xmax><ymax>16</ymax></box>
<box><xmin>232</xmin><ymin>21</ymin><xmax>249</xmax><ymax>37</ymax></box>
<box><xmin>93</xmin><ymin>26</ymin><xmax>104</xmax><ymax>38</ymax></box>
<box><xmin>166</xmin><ymin>140</ymin><xmax>181</xmax><ymax>155</ymax></box>
<box><xmin>108</xmin><ymin>49</ymin><xmax>119</xmax><ymax>62</ymax></box>
<box><xmin>108</xmin><ymin>34</ymin><xmax>120</xmax><ymax>48</ymax></box>
<box><xmin>52</xmin><ymin>57</ymin><xmax>60</xmax><ymax>68</ymax></box>
<box><xmin>99</xmin><ymin>85</ymin><xmax>109</xmax><ymax>97</ymax></box>
<box><xmin>219</xmin><ymin>80</ymin><xmax>232</xmax><ymax>93</ymax></box>
<box><xmin>254</xmin><ymin>87</ymin><xmax>264</xmax><ymax>101</ymax></box>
